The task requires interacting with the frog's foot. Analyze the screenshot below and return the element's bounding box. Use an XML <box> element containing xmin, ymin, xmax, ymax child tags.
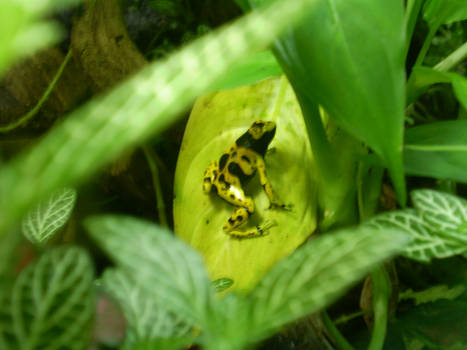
<box><xmin>228</xmin><ymin>220</ymin><xmax>276</xmax><ymax>239</ymax></box>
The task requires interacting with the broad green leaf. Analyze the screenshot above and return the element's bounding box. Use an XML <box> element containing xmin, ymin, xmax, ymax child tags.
<box><xmin>412</xmin><ymin>190</ymin><xmax>467</xmax><ymax>245</ymax></box>
<box><xmin>0</xmin><ymin>0</ymin><xmax>321</xmax><ymax>234</ymax></box>
<box><xmin>423</xmin><ymin>0</ymin><xmax>467</xmax><ymax>27</ymax></box>
<box><xmin>212</xmin><ymin>50</ymin><xmax>282</xmax><ymax>91</ymax></box>
<box><xmin>8</xmin><ymin>246</ymin><xmax>94</xmax><ymax>350</ymax></box>
<box><xmin>249</xmin><ymin>227</ymin><xmax>409</xmax><ymax>335</ymax></box>
<box><xmin>21</xmin><ymin>188</ymin><xmax>77</xmax><ymax>245</ymax></box>
<box><xmin>271</xmin><ymin>0</ymin><xmax>407</xmax><ymax>203</ymax></box>
<box><xmin>404</xmin><ymin>121</ymin><xmax>467</xmax><ymax>183</ymax></box>
<box><xmin>173</xmin><ymin>76</ymin><xmax>317</xmax><ymax>291</ymax></box>
<box><xmin>100</xmin><ymin>269</ymin><xmax>191</xmax><ymax>349</ymax></box>
<box><xmin>86</xmin><ymin>215</ymin><xmax>215</xmax><ymax>327</ymax></box>
<box><xmin>365</xmin><ymin>209</ymin><xmax>463</xmax><ymax>261</ymax></box>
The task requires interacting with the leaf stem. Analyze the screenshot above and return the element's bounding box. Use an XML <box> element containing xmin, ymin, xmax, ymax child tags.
<box><xmin>368</xmin><ymin>266</ymin><xmax>391</xmax><ymax>350</ymax></box>
<box><xmin>142</xmin><ymin>145</ymin><xmax>168</xmax><ymax>227</ymax></box>
<box><xmin>322</xmin><ymin>310</ymin><xmax>355</xmax><ymax>350</ymax></box>
<box><xmin>414</xmin><ymin>25</ymin><xmax>438</xmax><ymax>68</ymax></box>
<box><xmin>0</xmin><ymin>48</ymin><xmax>72</xmax><ymax>133</ymax></box>
<box><xmin>434</xmin><ymin>41</ymin><xmax>467</xmax><ymax>72</ymax></box>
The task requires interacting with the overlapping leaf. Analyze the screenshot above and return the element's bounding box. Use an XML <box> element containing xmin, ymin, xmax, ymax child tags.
<box><xmin>86</xmin><ymin>215</ymin><xmax>215</xmax><ymax>327</ymax></box>
<box><xmin>249</xmin><ymin>227</ymin><xmax>409</xmax><ymax>336</ymax></box>
<box><xmin>100</xmin><ymin>269</ymin><xmax>191</xmax><ymax>349</ymax></box>
<box><xmin>21</xmin><ymin>188</ymin><xmax>76</xmax><ymax>245</ymax></box>
<box><xmin>3</xmin><ymin>247</ymin><xmax>95</xmax><ymax>350</ymax></box>
<box><xmin>365</xmin><ymin>190</ymin><xmax>467</xmax><ymax>261</ymax></box>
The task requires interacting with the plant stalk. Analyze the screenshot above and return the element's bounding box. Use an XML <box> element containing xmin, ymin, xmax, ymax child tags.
<box><xmin>322</xmin><ymin>310</ymin><xmax>355</xmax><ymax>350</ymax></box>
<box><xmin>434</xmin><ymin>41</ymin><xmax>467</xmax><ymax>72</ymax></box>
<box><xmin>0</xmin><ymin>48</ymin><xmax>72</xmax><ymax>133</ymax></box>
<box><xmin>368</xmin><ymin>266</ymin><xmax>391</xmax><ymax>350</ymax></box>
<box><xmin>142</xmin><ymin>145</ymin><xmax>168</xmax><ymax>227</ymax></box>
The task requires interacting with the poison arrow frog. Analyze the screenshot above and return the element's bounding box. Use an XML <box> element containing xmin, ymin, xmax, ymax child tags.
<box><xmin>202</xmin><ymin>120</ymin><xmax>288</xmax><ymax>238</ymax></box>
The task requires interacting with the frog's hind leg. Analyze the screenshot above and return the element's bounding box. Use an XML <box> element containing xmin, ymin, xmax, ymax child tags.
<box><xmin>223</xmin><ymin>206</ymin><xmax>274</xmax><ymax>238</ymax></box>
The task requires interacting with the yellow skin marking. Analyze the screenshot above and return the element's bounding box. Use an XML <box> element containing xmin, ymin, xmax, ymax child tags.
<box><xmin>203</xmin><ymin>120</ymin><xmax>287</xmax><ymax>238</ymax></box>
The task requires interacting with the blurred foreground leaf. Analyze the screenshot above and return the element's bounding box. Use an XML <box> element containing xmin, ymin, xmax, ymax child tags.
<box><xmin>249</xmin><ymin>227</ymin><xmax>409</xmax><ymax>336</ymax></box>
<box><xmin>174</xmin><ymin>76</ymin><xmax>317</xmax><ymax>291</ymax></box>
<box><xmin>100</xmin><ymin>269</ymin><xmax>191</xmax><ymax>349</ymax></box>
<box><xmin>1</xmin><ymin>247</ymin><xmax>94</xmax><ymax>350</ymax></box>
<box><xmin>86</xmin><ymin>215</ymin><xmax>215</xmax><ymax>328</ymax></box>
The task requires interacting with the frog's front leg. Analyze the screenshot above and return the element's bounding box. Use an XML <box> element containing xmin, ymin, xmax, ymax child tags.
<box><xmin>203</xmin><ymin>161</ymin><xmax>219</xmax><ymax>193</ymax></box>
<box><xmin>255</xmin><ymin>156</ymin><xmax>286</xmax><ymax>208</ymax></box>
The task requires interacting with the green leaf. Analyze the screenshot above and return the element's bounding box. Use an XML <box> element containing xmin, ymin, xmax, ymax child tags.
<box><xmin>85</xmin><ymin>215</ymin><xmax>215</xmax><ymax>327</ymax></box>
<box><xmin>271</xmin><ymin>0</ymin><xmax>407</xmax><ymax>203</ymax></box>
<box><xmin>249</xmin><ymin>227</ymin><xmax>409</xmax><ymax>335</ymax></box>
<box><xmin>100</xmin><ymin>269</ymin><xmax>191</xmax><ymax>349</ymax></box>
<box><xmin>173</xmin><ymin>76</ymin><xmax>317</xmax><ymax>291</ymax></box>
<box><xmin>404</xmin><ymin>121</ymin><xmax>467</xmax><ymax>183</ymax></box>
<box><xmin>399</xmin><ymin>284</ymin><xmax>466</xmax><ymax>306</ymax></box>
<box><xmin>411</xmin><ymin>190</ymin><xmax>467</xmax><ymax>245</ymax></box>
<box><xmin>423</xmin><ymin>0</ymin><xmax>467</xmax><ymax>27</ymax></box>
<box><xmin>406</xmin><ymin>67</ymin><xmax>467</xmax><ymax>106</ymax></box>
<box><xmin>21</xmin><ymin>188</ymin><xmax>76</xmax><ymax>245</ymax></box>
<box><xmin>212</xmin><ymin>50</ymin><xmax>282</xmax><ymax>91</ymax></box>
<box><xmin>7</xmin><ymin>246</ymin><xmax>94</xmax><ymax>350</ymax></box>
<box><xmin>406</xmin><ymin>66</ymin><xmax>451</xmax><ymax>104</ymax></box>
<box><xmin>365</xmin><ymin>189</ymin><xmax>467</xmax><ymax>261</ymax></box>
<box><xmin>365</xmin><ymin>209</ymin><xmax>458</xmax><ymax>262</ymax></box>
<box><xmin>0</xmin><ymin>0</ymin><xmax>321</xmax><ymax>234</ymax></box>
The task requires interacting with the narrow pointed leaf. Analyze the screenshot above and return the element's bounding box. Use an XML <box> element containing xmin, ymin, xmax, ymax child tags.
<box><xmin>404</xmin><ymin>121</ymin><xmax>467</xmax><ymax>183</ymax></box>
<box><xmin>9</xmin><ymin>247</ymin><xmax>94</xmax><ymax>350</ymax></box>
<box><xmin>270</xmin><ymin>0</ymin><xmax>407</xmax><ymax>203</ymax></box>
<box><xmin>100</xmin><ymin>269</ymin><xmax>191</xmax><ymax>349</ymax></box>
<box><xmin>86</xmin><ymin>215</ymin><xmax>215</xmax><ymax>327</ymax></box>
<box><xmin>21</xmin><ymin>188</ymin><xmax>76</xmax><ymax>245</ymax></box>
<box><xmin>249</xmin><ymin>227</ymin><xmax>409</xmax><ymax>334</ymax></box>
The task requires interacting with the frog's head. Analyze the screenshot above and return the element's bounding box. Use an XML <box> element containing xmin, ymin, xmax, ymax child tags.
<box><xmin>237</xmin><ymin>120</ymin><xmax>276</xmax><ymax>155</ymax></box>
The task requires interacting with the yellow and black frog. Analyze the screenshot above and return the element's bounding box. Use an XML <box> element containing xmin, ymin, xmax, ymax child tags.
<box><xmin>202</xmin><ymin>120</ymin><xmax>288</xmax><ymax>238</ymax></box>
